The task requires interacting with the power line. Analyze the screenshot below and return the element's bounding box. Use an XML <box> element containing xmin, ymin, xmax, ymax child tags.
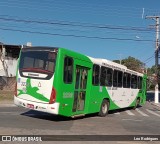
<box><xmin>0</xmin><ymin>27</ymin><xmax>154</xmax><ymax>42</ymax></box>
<box><xmin>143</xmin><ymin>54</ymin><xmax>155</xmax><ymax>63</ymax></box>
<box><xmin>0</xmin><ymin>16</ymin><xmax>155</xmax><ymax>32</ymax></box>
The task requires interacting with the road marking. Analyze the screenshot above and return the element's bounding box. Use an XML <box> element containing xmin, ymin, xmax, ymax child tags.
<box><xmin>135</xmin><ymin>109</ymin><xmax>149</xmax><ymax>117</ymax></box>
<box><xmin>146</xmin><ymin>109</ymin><xmax>160</xmax><ymax>117</ymax></box>
<box><xmin>125</xmin><ymin>110</ymin><xmax>135</xmax><ymax>116</ymax></box>
<box><xmin>122</xmin><ymin>119</ymin><xmax>142</xmax><ymax>122</ymax></box>
<box><xmin>114</xmin><ymin>112</ymin><xmax>120</xmax><ymax>115</ymax></box>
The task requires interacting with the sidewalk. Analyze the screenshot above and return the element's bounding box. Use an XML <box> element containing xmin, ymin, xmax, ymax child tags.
<box><xmin>0</xmin><ymin>100</ymin><xmax>15</xmax><ymax>107</ymax></box>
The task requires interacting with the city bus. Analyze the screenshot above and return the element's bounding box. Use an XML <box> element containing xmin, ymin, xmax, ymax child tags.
<box><xmin>14</xmin><ymin>46</ymin><xmax>147</xmax><ymax>117</ymax></box>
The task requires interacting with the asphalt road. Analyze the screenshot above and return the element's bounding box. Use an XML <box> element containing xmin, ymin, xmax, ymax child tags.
<box><xmin>0</xmin><ymin>92</ymin><xmax>160</xmax><ymax>143</ymax></box>
<box><xmin>1</xmin><ymin>102</ymin><xmax>160</xmax><ymax>134</ymax></box>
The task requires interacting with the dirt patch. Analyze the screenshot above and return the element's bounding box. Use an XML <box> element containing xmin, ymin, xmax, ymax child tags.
<box><xmin>0</xmin><ymin>90</ymin><xmax>14</xmax><ymax>101</ymax></box>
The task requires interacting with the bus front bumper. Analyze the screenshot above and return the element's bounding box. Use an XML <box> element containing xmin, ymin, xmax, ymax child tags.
<box><xmin>14</xmin><ymin>96</ymin><xmax>59</xmax><ymax>115</ymax></box>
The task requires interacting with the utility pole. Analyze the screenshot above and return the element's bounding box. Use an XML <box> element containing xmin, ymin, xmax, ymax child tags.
<box><xmin>146</xmin><ymin>16</ymin><xmax>159</xmax><ymax>103</ymax></box>
<box><xmin>118</xmin><ymin>54</ymin><xmax>122</xmax><ymax>64</ymax></box>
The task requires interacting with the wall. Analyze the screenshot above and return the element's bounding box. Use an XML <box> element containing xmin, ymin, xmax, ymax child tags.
<box><xmin>0</xmin><ymin>58</ymin><xmax>18</xmax><ymax>77</ymax></box>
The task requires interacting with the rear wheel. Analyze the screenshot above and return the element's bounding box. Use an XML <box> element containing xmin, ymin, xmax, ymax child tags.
<box><xmin>98</xmin><ymin>99</ymin><xmax>109</xmax><ymax>117</ymax></box>
<box><xmin>133</xmin><ymin>98</ymin><xmax>140</xmax><ymax>110</ymax></box>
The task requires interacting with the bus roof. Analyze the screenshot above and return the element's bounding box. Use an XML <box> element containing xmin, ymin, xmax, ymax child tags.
<box><xmin>88</xmin><ymin>56</ymin><xmax>143</xmax><ymax>76</ymax></box>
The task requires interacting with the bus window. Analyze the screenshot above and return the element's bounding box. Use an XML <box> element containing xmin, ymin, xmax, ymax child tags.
<box><xmin>138</xmin><ymin>76</ymin><xmax>142</xmax><ymax>89</ymax></box>
<box><xmin>131</xmin><ymin>75</ymin><xmax>137</xmax><ymax>89</ymax></box>
<box><xmin>92</xmin><ymin>64</ymin><xmax>100</xmax><ymax>85</ymax></box>
<box><xmin>106</xmin><ymin>68</ymin><xmax>113</xmax><ymax>87</ymax></box>
<box><xmin>80</xmin><ymin>69</ymin><xmax>88</xmax><ymax>89</ymax></box>
<box><xmin>100</xmin><ymin>66</ymin><xmax>107</xmax><ymax>86</ymax></box>
<box><xmin>127</xmin><ymin>73</ymin><xmax>131</xmax><ymax>88</ymax></box>
<box><xmin>19</xmin><ymin>50</ymin><xmax>56</xmax><ymax>79</ymax></box>
<box><xmin>113</xmin><ymin>70</ymin><xmax>122</xmax><ymax>87</ymax></box>
<box><xmin>118</xmin><ymin>71</ymin><xmax>123</xmax><ymax>87</ymax></box>
<box><xmin>64</xmin><ymin>57</ymin><xmax>73</xmax><ymax>83</ymax></box>
<box><xmin>23</xmin><ymin>57</ymin><xmax>34</xmax><ymax>68</ymax></box>
<box><xmin>100</xmin><ymin>67</ymin><xmax>113</xmax><ymax>87</ymax></box>
<box><xmin>123</xmin><ymin>72</ymin><xmax>131</xmax><ymax>88</ymax></box>
<box><xmin>75</xmin><ymin>68</ymin><xmax>80</xmax><ymax>89</ymax></box>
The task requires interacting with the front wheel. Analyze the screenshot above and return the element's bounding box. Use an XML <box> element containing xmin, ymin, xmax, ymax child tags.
<box><xmin>98</xmin><ymin>99</ymin><xmax>109</xmax><ymax>117</ymax></box>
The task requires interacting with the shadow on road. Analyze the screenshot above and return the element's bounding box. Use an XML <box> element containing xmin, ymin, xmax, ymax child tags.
<box><xmin>108</xmin><ymin>105</ymin><xmax>142</xmax><ymax>114</ymax></box>
<box><xmin>20</xmin><ymin>92</ymin><xmax>159</xmax><ymax>121</ymax></box>
<box><xmin>21</xmin><ymin>110</ymin><xmax>99</xmax><ymax>121</ymax></box>
<box><xmin>21</xmin><ymin>110</ymin><xmax>72</xmax><ymax>122</ymax></box>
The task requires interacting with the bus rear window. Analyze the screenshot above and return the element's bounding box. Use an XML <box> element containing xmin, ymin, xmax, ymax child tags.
<box><xmin>19</xmin><ymin>50</ymin><xmax>57</xmax><ymax>79</ymax></box>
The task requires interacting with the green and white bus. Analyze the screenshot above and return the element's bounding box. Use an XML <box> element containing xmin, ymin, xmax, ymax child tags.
<box><xmin>14</xmin><ymin>46</ymin><xmax>147</xmax><ymax>117</ymax></box>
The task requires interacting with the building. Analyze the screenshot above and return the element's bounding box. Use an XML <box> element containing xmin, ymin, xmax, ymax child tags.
<box><xmin>0</xmin><ymin>42</ymin><xmax>21</xmax><ymax>90</ymax></box>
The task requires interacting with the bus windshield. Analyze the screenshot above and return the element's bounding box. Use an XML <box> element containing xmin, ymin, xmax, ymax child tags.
<box><xmin>19</xmin><ymin>49</ymin><xmax>57</xmax><ymax>79</ymax></box>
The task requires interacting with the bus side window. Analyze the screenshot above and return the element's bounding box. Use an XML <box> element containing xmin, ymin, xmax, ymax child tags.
<box><xmin>113</xmin><ymin>70</ymin><xmax>118</xmax><ymax>87</ymax></box>
<box><xmin>123</xmin><ymin>72</ymin><xmax>127</xmax><ymax>88</ymax></box>
<box><xmin>106</xmin><ymin>68</ymin><xmax>113</xmax><ymax>87</ymax></box>
<box><xmin>100</xmin><ymin>66</ymin><xmax>113</xmax><ymax>87</ymax></box>
<box><xmin>123</xmin><ymin>72</ymin><xmax>131</xmax><ymax>88</ymax></box>
<box><xmin>138</xmin><ymin>76</ymin><xmax>142</xmax><ymax>89</ymax></box>
<box><xmin>92</xmin><ymin>64</ymin><xmax>100</xmax><ymax>85</ymax></box>
<box><xmin>64</xmin><ymin>57</ymin><xmax>73</xmax><ymax>83</ymax></box>
<box><xmin>113</xmin><ymin>70</ymin><xmax>122</xmax><ymax>87</ymax></box>
<box><xmin>100</xmin><ymin>66</ymin><xmax>106</xmax><ymax>86</ymax></box>
<box><xmin>131</xmin><ymin>75</ymin><xmax>137</xmax><ymax>89</ymax></box>
<box><xmin>127</xmin><ymin>73</ymin><xmax>131</xmax><ymax>88</ymax></box>
<box><xmin>118</xmin><ymin>71</ymin><xmax>123</xmax><ymax>87</ymax></box>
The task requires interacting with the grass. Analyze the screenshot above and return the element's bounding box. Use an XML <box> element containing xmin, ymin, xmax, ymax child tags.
<box><xmin>0</xmin><ymin>90</ymin><xmax>14</xmax><ymax>101</ymax></box>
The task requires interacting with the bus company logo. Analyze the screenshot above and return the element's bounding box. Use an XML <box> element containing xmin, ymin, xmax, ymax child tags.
<box><xmin>2</xmin><ymin>136</ymin><xmax>11</xmax><ymax>141</ymax></box>
<box><xmin>21</xmin><ymin>82</ymin><xmax>26</xmax><ymax>86</ymax></box>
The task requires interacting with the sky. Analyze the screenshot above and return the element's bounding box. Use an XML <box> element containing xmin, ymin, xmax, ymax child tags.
<box><xmin>0</xmin><ymin>0</ymin><xmax>160</xmax><ymax>68</ymax></box>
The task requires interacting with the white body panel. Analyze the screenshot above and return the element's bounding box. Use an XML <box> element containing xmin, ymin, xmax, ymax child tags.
<box><xmin>14</xmin><ymin>96</ymin><xmax>59</xmax><ymax>114</ymax></box>
<box><xmin>107</xmin><ymin>87</ymin><xmax>139</xmax><ymax>108</ymax></box>
<box><xmin>17</xmin><ymin>71</ymin><xmax>54</xmax><ymax>103</ymax></box>
<box><xmin>89</xmin><ymin>56</ymin><xmax>143</xmax><ymax>108</ymax></box>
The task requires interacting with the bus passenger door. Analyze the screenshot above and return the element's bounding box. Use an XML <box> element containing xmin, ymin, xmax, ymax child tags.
<box><xmin>72</xmin><ymin>66</ymin><xmax>88</xmax><ymax>113</ymax></box>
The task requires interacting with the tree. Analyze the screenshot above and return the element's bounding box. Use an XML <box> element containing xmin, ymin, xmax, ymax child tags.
<box><xmin>147</xmin><ymin>65</ymin><xmax>156</xmax><ymax>76</ymax></box>
<box><xmin>113</xmin><ymin>56</ymin><xmax>145</xmax><ymax>72</ymax></box>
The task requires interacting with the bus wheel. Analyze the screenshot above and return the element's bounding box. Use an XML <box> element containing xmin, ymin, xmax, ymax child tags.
<box><xmin>133</xmin><ymin>98</ymin><xmax>140</xmax><ymax>110</ymax></box>
<box><xmin>98</xmin><ymin>99</ymin><xmax>109</xmax><ymax>117</ymax></box>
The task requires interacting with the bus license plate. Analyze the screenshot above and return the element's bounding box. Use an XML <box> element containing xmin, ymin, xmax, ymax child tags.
<box><xmin>27</xmin><ymin>104</ymin><xmax>34</xmax><ymax>109</ymax></box>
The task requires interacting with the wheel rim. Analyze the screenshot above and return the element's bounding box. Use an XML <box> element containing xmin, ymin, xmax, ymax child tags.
<box><xmin>102</xmin><ymin>103</ymin><xmax>107</xmax><ymax>114</ymax></box>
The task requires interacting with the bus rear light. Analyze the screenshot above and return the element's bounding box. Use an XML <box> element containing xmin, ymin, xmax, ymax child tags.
<box><xmin>15</xmin><ymin>82</ymin><xmax>17</xmax><ymax>97</ymax></box>
<box><xmin>49</xmin><ymin>87</ymin><xmax>56</xmax><ymax>104</ymax></box>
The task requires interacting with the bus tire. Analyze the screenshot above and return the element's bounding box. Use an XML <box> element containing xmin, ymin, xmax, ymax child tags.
<box><xmin>133</xmin><ymin>98</ymin><xmax>140</xmax><ymax>110</ymax></box>
<box><xmin>98</xmin><ymin>99</ymin><xmax>109</xmax><ymax>117</ymax></box>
